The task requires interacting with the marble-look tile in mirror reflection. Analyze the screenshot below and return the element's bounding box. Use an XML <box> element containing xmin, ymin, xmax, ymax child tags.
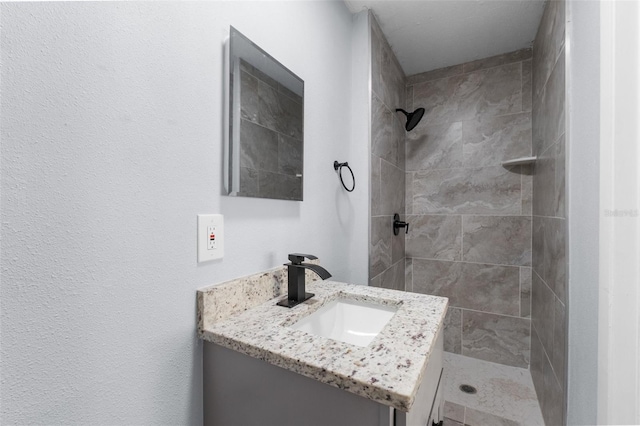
<box><xmin>240</xmin><ymin>120</ymin><xmax>278</xmax><ymax>172</ymax></box>
<box><xmin>257</xmin><ymin>170</ymin><xmax>302</xmax><ymax>201</ymax></box>
<box><xmin>278</xmin><ymin>134</ymin><xmax>302</xmax><ymax>176</ymax></box>
<box><xmin>258</xmin><ymin>80</ymin><xmax>303</xmax><ymax>140</ymax></box>
<box><xmin>240</xmin><ymin>69</ymin><xmax>260</xmax><ymax>123</ymax></box>
<box><xmin>238</xmin><ymin>167</ymin><xmax>259</xmax><ymax>197</ymax></box>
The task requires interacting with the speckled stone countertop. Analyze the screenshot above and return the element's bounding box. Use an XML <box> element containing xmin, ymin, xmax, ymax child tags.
<box><xmin>199</xmin><ymin>279</ymin><xmax>448</xmax><ymax>412</ymax></box>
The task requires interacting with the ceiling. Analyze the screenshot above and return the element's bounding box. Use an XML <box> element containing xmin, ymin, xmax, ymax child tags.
<box><xmin>344</xmin><ymin>0</ymin><xmax>546</xmax><ymax>76</ymax></box>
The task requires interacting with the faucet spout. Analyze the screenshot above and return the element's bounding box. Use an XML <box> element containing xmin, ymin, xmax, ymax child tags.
<box><xmin>277</xmin><ymin>254</ymin><xmax>332</xmax><ymax>308</ymax></box>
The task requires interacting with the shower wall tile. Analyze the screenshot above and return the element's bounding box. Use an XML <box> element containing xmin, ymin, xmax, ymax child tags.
<box><xmin>532</xmin><ymin>215</ymin><xmax>545</xmax><ymax>277</ymax></box>
<box><xmin>403</xmin><ymin>49</ymin><xmax>533</xmax><ymax>368</ymax></box>
<box><xmin>370</xmin><ymin>215</ymin><xmax>392</xmax><ymax>277</ymax></box>
<box><xmin>462</xmin><ymin>310</ymin><xmax>530</xmax><ymax>368</ymax></box>
<box><xmin>542</xmin><ymin>352</ymin><xmax>564</xmax><ymax>426</ymax></box>
<box><xmin>521</xmin><ymin>165</ymin><xmax>533</xmax><ymax>215</ymax></box>
<box><xmin>462</xmin><ymin>112</ymin><xmax>532</xmax><ymax>168</ymax></box>
<box><xmin>371</xmin><ymin>156</ymin><xmax>381</xmax><ymax>215</ymax></box>
<box><xmin>552</xmin><ymin>298</ymin><xmax>566</xmax><ymax>389</ymax></box>
<box><xmin>371</xmin><ymin>260</ymin><xmax>405</xmax><ymax>291</ymax></box>
<box><xmin>412</xmin><ymin>62</ymin><xmax>522</xmax><ymax>126</ymax></box>
<box><xmin>532</xmin><ymin>271</ymin><xmax>555</xmax><ymax>354</ymax></box>
<box><xmin>412</xmin><ymin>259</ymin><xmax>520</xmax><ymax>316</ymax></box>
<box><xmin>406</xmin><ymin>215</ymin><xmax>462</xmax><ymax>260</ymax></box>
<box><xmin>532</xmin><ymin>0</ymin><xmax>565</xmax><ymax>103</ymax></box>
<box><xmin>406</xmin><ymin>122</ymin><xmax>463</xmax><ymax>171</ymax></box>
<box><xmin>406</xmin><ymin>63</ymin><xmax>464</xmax><ymax>86</ymax></box>
<box><xmin>533</xmin><ymin>136</ymin><xmax>565</xmax><ymax>218</ymax></box>
<box><xmin>543</xmin><ymin>217</ymin><xmax>566</xmax><ymax>303</ymax></box>
<box><xmin>444</xmin><ymin>307</ymin><xmax>463</xmax><ymax>354</ymax></box>
<box><xmin>404</xmin><ymin>258</ymin><xmax>413</xmax><ymax>292</ymax></box>
<box><xmin>533</xmin><ymin>49</ymin><xmax>565</xmax><ymax>157</ymax></box>
<box><xmin>522</xmin><ymin>59</ymin><xmax>533</xmax><ymax>112</ymax></box>
<box><xmin>412</xmin><ymin>166</ymin><xmax>521</xmax><ymax>215</ymax></box>
<box><xmin>462</xmin><ymin>216</ymin><xmax>532</xmax><ymax>266</ymax></box>
<box><xmin>530</xmin><ymin>328</ymin><xmax>545</xmax><ymax>404</ymax></box>
<box><xmin>405</xmin><ymin>85</ymin><xmax>414</xmax><ymax>111</ymax></box>
<box><xmin>371</xmin><ymin>16</ymin><xmax>405</xmax><ymax>112</ymax></box>
<box><xmin>392</xmin><ymin>221</ymin><xmax>406</xmax><ymax>264</ymax></box>
<box><xmin>372</xmin><ymin>94</ymin><xmax>397</xmax><ymax>164</ymax></box>
<box><xmin>520</xmin><ymin>267</ymin><xmax>532</xmax><ymax>318</ymax></box>
<box><xmin>462</xmin><ymin>47</ymin><xmax>532</xmax><ymax>74</ymax></box>
<box><xmin>395</xmin><ymin>115</ymin><xmax>406</xmax><ymax>169</ymax></box>
<box><xmin>380</xmin><ymin>160</ymin><xmax>405</xmax><ymax>216</ymax></box>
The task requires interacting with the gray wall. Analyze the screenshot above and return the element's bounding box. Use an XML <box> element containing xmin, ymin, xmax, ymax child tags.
<box><xmin>0</xmin><ymin>2</ymin><xmax>367</xmax><ymax>423</ymax></box>
<box><xmin>530</xmin><ymin>0</ymin><xmax>568</xmax><ymax>425</ymax></box>
<box><xmin>404</xmin><ymin>50</ymin><xmax>533</xmax><ymax>369</ymax></box>
<box><xmin>369</xmin><ymin>15</ymin><xmax>407</xmax><ymax>290</ymax></box>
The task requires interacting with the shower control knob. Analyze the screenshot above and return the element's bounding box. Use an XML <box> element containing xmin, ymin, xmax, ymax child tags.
<box><xmin>393</xmin><ymin>213</ymin><xmax>409</xmax><ymax>236</ymax></box>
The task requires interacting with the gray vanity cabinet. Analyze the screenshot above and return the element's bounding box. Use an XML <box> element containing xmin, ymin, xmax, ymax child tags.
<box><xmin>203</xmin><ymin>331</ymin><xmax>444</xmax><ymax>426</ymax></box>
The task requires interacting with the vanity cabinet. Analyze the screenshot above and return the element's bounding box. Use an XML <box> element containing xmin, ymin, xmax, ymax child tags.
<box><xmin>203</xmin><ymin>330</ymin><xmax>444</xmax><ymax>426</ymax></box>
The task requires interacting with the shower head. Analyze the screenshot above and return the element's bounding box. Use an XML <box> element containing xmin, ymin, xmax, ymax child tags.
<box><xmin>395</xmin><ymin>108</ymin><xmax>425</xmax><ymax>131</ymax></box>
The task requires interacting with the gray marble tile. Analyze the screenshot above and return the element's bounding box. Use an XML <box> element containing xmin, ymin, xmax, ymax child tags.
<box><xmin>462</xmin><ymin>216</ymin><xmax>532</xmax><ymax>267</ymax></box>
<box><xmin>405</xmin><ymin>85</ymin><xmax>413</xmax><ymax>111</ymax></box>
<box><xmin>552</xmin><ymin>298</ymin><xmax>566</xmax><ymax>388</ymax></box>
<box><xmin>258</xmin><ymin>80</ymin><xmax>303</xmax><ymax>140</ymax></box>
<box><xmin>413</xmin><ymin>62</ymin><xmax>522</xmax><ymax>126</ymax></box>
<box><xmin>532</xmin><ymin>215</ymin><xmax>545</xmax><ymax>278</ymax></box>
<box><xmin>371</xmin><ymin>156</ymin><xmax>381</xmax><ymax>215</ymax></box>
<box><xmin>372</xmin><ymin>94</ymin><xmax>397</xmax><ymax>165</ymax></box>
<box><xmin>405</xmin><ymin>172</ymin><xmax>413</xmax><ymax>215</ymax></box>
<box><xmin>533</xmin><ymin>49</ymin><xmax>565</xmax><ymax>157</ymax></box>
<box><xmin>372</xmin><ymin>17</ymin><xmax>405</xmax><ymax>111</ymax></box>
<box><xmin>532</xmin><ymin>271</ymin><xmax>555</xmax><ymax>354</ymax></box>
<box><xmin>462</xmin><ymin>310</ymin><xmax>530</xmax><ymax>368</ymax></box>
<box><xmin>407</xmin><ymin>63</ymin><xmax>464</xmax><ymax>86</ymax></box>
<box><xmin>465</xmin><ymin>407</ymin><xmax>519</xmax><ymax>426</ymax></box>
<box><xmin>533</xmin><ymin>137</ymin><xmax>565</xmax><ymax>220</ymax></box>
<box><xmin>521</xmin><ymin>165</ymin><xmax>533</xmax><ymax>216</ymax></box>
<box><xmin>405</xmin><ymin>258</ymin><xmax>413</xmax><ymax>292</ymax></box>
<box><xmin>406</xmin><ymin>122</ymin><xmax>463</xmax><ymax>171</ymax></box>
<box><xmin>240</xmin><ymin>69</ymin><xmax>260</xmax><ymax>123</ymax></box>
<box><xmin>412</xmin><ymin>259</ymin><xmax>520</xmax><ymax>316</ymax></box>
<box><xmin>444</xmin><ymin>307</ymin><xmax>462</xmax><ymax>354</ymax></box>
<box><xmin>522</xmin><ymin>59</ymin><xmax>532</xmax><ymax>112</ymax></box>
<box><xmin>542</xmin><ymin>352</ymin><xmax>564</xmax><ymax>426</ymax></box>
<box><xmin>240</xmin><ymin>120</ymin><xmax>278</xmax><ymax>172</ymax></box>
<box><xmin>257</xmin><ymin>170</ymin><xmax>301</xmax><ymax>200</ymax></box>
<box><xmin>370</xmin><ymin>216</ymin><xmax>392</xmax><ymax>277</ymax></box>
<box><xmin>444</xmin><ymin>401</ymin><xmax>465</xmax><ymax>423</ymax></box>
<box><xmin>371</xmin><ymin>16</ymin><xmax>383</xmax><ymax>102</ymax></box>
<box><xmin>555</xmin><ymin>136</ymin><xmax>566</xmax><ymax>219</ymax></box>
<box><xmin>530</xmin><ymin>328</ymin><xmax>545</xmax><ymax>404</ymax></box>
<box><xmin>463</xmin><ymin>47</ymin><xmax>532</xmax><ymax>73</ymax></box>
<box><xmin>278</xmin><ymin>83</ymin><xmax>302</xmax><ymax>105</ymax></box>
<box><xmin>406</xmin><ymin>215</ymin><xmax>462</xmax><ymax>260</ymax></box>
<box><xmin>238</xmin><ymin>167</ymin><xmax>259</xmax><ymax>197</ymax></box>
<box><xmin>462</xmin><ymin>112</ymin><xmax>531</xmax><ymax>168</ymax></box>
<box><xmin>278</xmin><ymin>134</ymin><xmax>302</xmax><ymax>176</ymax></box>
<box><xmin>533</xmin><ymin>0</ymin><xmax>565</xmax><ymax>103</ymax></box>
<box><xmin>392</xmin><ymin>216</ymin><xmax>405</xmax><ymax>264</ymax></box>
<box><xmin>520</xmin><ymin>267</ymin><xmax>532</xmax><ymax>318</ymax></box>
<box><xmin>394</xmin><ymin>113</ymin><xmax>406</xmax><ymax>170</ymax></box>
<box><xmin>380</xmin><ymin>159</ymin><xmax>405</xmax><ymax>216</ymax></box>
<box><xmin>375</xmin><ymin>260</ymin><xmax>405</xmax><ymax>291</ymax></box>
<box><xmin>240</xmin><ymin>59</ymin><xmax>278</xmax><ymax>90</ymax></box>
<box><xmin>412</xmin><ymin>166</ymin><xmax>521</xmax><ymax>215</ymax></box>
<box><xmin>443</xmin><ymin>418</ymin><xmax>464</xmax><ymax>426</ymax></box>
<box><xmin>544</xmin><ymin>217</ymin><xmax>566</xmax><ymax>303</ymax></box>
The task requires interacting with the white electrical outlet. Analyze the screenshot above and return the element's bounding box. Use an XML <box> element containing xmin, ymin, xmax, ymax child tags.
<box><xmin>198</xmin><ymin>214</ymin><xmax>224</xmax><ymax>262</ymax></box>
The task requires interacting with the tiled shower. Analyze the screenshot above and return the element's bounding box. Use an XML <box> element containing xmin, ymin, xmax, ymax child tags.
<box><xmin>368</xmin><ymin>1</ymin><xmax>567</xmax><ymax>424</ymax></box>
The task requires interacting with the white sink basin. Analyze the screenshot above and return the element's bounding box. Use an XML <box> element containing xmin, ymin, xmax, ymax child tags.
<box><xmin>290</xmin><ymin>298</ymin><xmax>398</xmax><ymax>347</ymax></box>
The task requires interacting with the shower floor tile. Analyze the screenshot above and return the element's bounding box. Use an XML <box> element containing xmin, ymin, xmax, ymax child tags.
<box><xmin>442</xmin><ymin>353</ymin><xmax>544</xmax><ymax>426</ymax></box>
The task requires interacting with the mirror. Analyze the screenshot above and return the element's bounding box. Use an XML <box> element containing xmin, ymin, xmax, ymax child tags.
<box><xmin>224</xmin><ymin>27</ymin><xmax>304</xmax><ymax>201</ymax></box>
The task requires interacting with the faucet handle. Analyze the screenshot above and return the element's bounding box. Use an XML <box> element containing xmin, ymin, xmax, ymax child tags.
<box><xmin>288</xmin><ymin>253</ymin><xmax>318</xmax><ymax>264</ymax></box>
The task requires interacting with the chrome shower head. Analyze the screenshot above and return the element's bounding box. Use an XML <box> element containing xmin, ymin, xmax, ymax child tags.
<box><xmin>395</xmin><ymin>108</ymin><xmax>425</xmax><ymax>131</ymax></box>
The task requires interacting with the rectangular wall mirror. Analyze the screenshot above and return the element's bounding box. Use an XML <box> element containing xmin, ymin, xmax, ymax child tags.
<box><xmin>224</xmin><ymin>27</ymin><xmax>304</xmax><ymax>201</ymax></box>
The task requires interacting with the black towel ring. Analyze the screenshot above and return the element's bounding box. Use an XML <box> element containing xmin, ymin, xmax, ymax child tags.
<box><xmin>333</xmin><ymin>161</ymin><xmax>355</xmax><ymax>192</ymax></box>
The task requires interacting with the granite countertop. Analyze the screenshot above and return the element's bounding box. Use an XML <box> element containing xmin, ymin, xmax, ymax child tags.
<box><xmin>199</xmin><ymin>280</ymin><xmax>448</xmax><ymax>412</ymax></box>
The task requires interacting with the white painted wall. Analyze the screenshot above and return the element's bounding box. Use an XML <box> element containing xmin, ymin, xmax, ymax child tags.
<box><xmin>598</xmin><ymin>0</ymin><xmax>640</xmax><ymax>423</ymax></box>
<box><xmin>566</xmin><ymin>1</ymin><xmax>600</xmax><ymax>424</ymax></box>
<box><xmin>0</xmin><ymin>2</ymin><xmax>368</xmax><ymax>423</ymax></box>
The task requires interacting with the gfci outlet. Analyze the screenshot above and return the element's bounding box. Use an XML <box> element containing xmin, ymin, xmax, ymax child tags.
<box><xmin>198</xmin><ymin>214</ymin><xmax>224</xmax><ymax>262</ymax></box>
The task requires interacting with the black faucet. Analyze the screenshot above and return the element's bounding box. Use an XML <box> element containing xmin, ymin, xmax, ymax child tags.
<box><xmin>276</xmin><ymin>253</ymin><xmax>332</xmax><ymax>308</ymax></box>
